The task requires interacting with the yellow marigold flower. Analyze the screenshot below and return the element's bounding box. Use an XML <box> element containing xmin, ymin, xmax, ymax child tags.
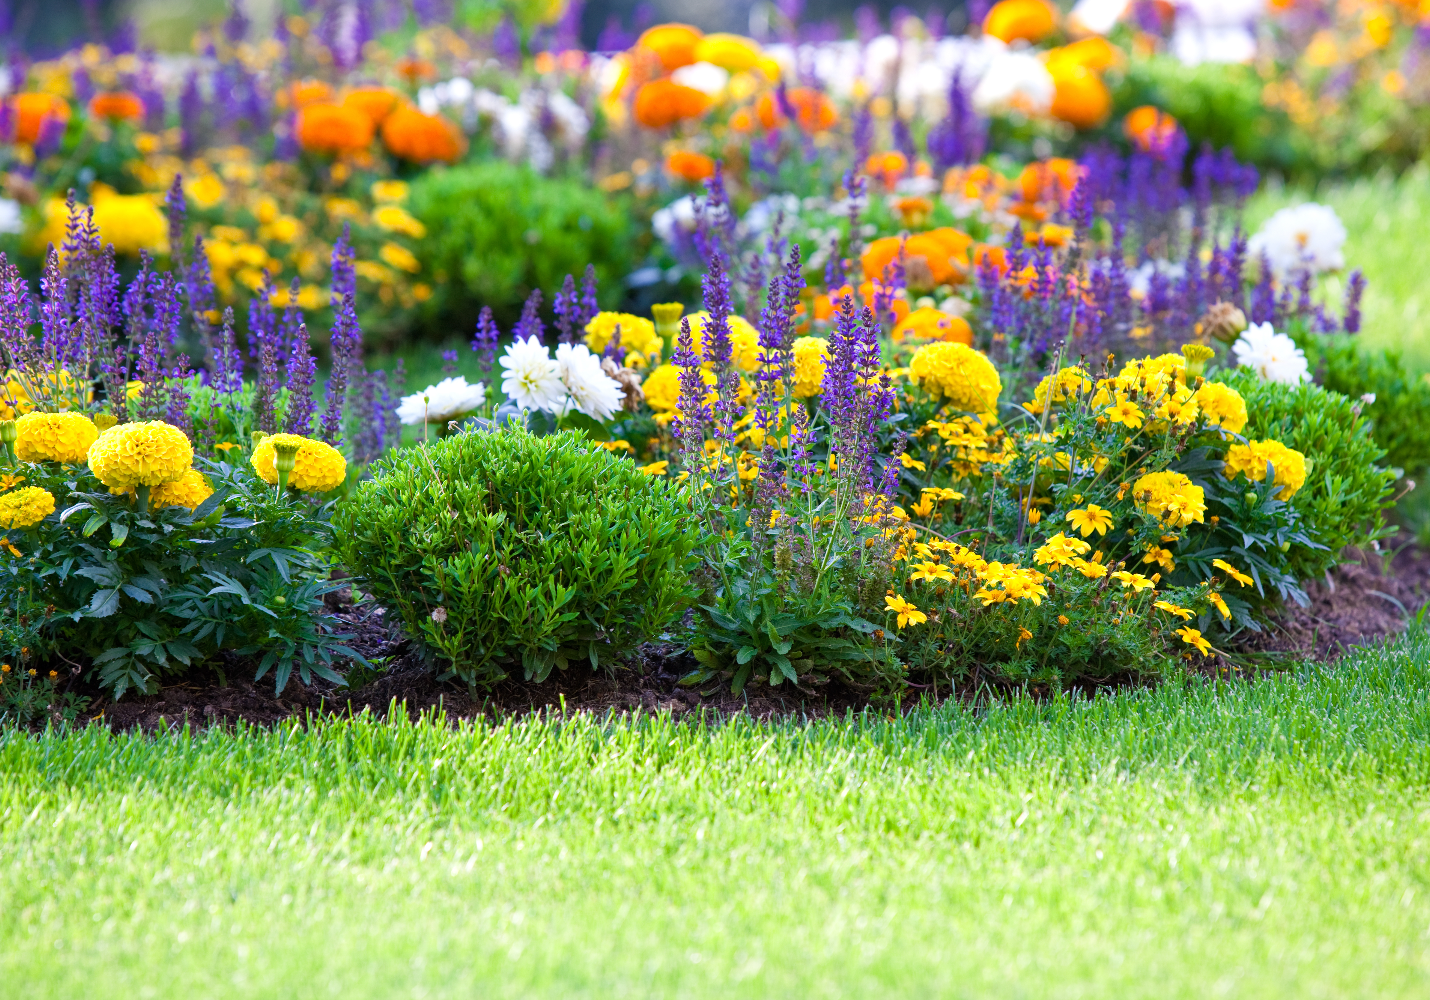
<box><xmin>585</xmin><ymin>312</ymin><xmax>663</xmax><ymax>369</ymax></box>
<box><xmin>1223</xmin><ymin>439</ymin><xmax>1308</xmax><ymax>500</ymax></box>
<box><xmin>1057</xmin><ymin>614</ymin><xmax>1070</xmax><ymax>625</ymax></box>
<box><xmin>251</xmin><ymin>433</ymin><xmax>347</xmax><ymax>493</ymax></box>
<box><xmin>111</xmin><ymin>468</ymin><xmax>214</xmax><ymax>510</ymax></box>
<box><xmin>1033</xmin><ymin>531</ymin><xmax>1091</xmax><ymax>567</ymax></box>
<box><xmin>1111</xmin><ymin>570</ymin><xmax>1155</xmax><ymax>592</ymax></box>
<box><xmin>371</xmin><ymin>180</ymin><xmax>410</xmax><ymax>202</ymax></box>
<box><xmin>638</xmin><ymin>461</ymin><xmax>669</xmax><ymax>476</ymax></box>
<box><xmin>1142</xmin><ymin>546</ymin><xmax>1175</xmax><ymax>571</ymax></box>
<box><xmin>1132</xmin><ymin>471</ymin><xmax>1206</xmax><ymax>528</ymax></box>
<box><xmin>89</xmin><ymin>185</ymin><xmax>168</xmax><ymax>256</ymax></box>
<box><xmin>372</xmin><ymin>204</ymin><xmax>427</xmax><ymax>238</ymax></box>
<box><xmin>1065</xmin><ymin>504</ymin><xmax>1113</xmax><ymax>537</ymax></box>
<box><xmin>1154</xmin><ymin>600</ymin><xmax>1194</xmax><ymax>620</ymax></box>
<box><xmin>790</xmin><ymin>336</ymin><xmax>829</xmax><ymax>397</ymax></box>
<box><xmin>1025</xmin><ymin>365</ymin><xmax>1092</xmax><ymax>414</ymax></box>
<box><xmin>1212</xmin><ymin>558</ymin><xmax>1254</xmax><ymax>587</ymax></box>
<box><xmin>908</xmin><ymin>341</ymin><xmax>1001</xmax><ymax>413</ymax></box>
<box><xmin>641</xmin><ymin>363</ymin><xmax>708</xmax><ymax>412</ymax></box>
<box><xmin>1193</xmin><ymin>382</ymin><xmax>1248</xmax><ymax>435</ymax></box>
<box><xmin>0</xmin><ymin>486</ymin><xmax>55</xmax><ymax>529</ymax></box>
<box><xmin>1105</xmin><ymin>399</ymin><xmax>1144</xmax><ymax>428</ymax></box>
<box><xmin>1072</xmin><ymin>557</ymin><xmax>1108</xmax><ymax>579</ymax></box>
<box><xmin>909</xmin><ymin>561</ymin><xmax>954</xmax><ymax>583</ymax></box>
<box><xmin>185</xmin><ymin>173</ymin><xmax>225</xmax><ymax>210</ymax></box>
<box><xmin>1208</xmin><ymin>592</ymin><xmax>1231</xmax><ymax>619</ymax></box>
<box><xmin>1174</xmin><ymin>626</ymin><xmax>1212</xmax><ymax>657</ymax></box>
<box><xmin>885</xmin><ymin>594</ymin><xmax>927</xmax><ymax>628</ymax></box>
<box><xmin>687</xmin><ymin>311</ymin><xmax>763</xmax><ymax>372</ymax></box>
<box><xmin>87</xmin><ymin>421</ymin><xmax>192</xmax><ymax>489</ymax></box>
<box><xmin>14</xmin><ymin>411</ymin><xmax>99</xmax><ymax>464</ymax></box>
<box><xmin>378</xmin><ymin>242</ymin><xmax>421</xmax><ymax>274</ymax></box>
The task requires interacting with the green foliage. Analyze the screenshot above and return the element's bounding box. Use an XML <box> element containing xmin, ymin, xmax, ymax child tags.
<box><xmin>0</xmin><ymin>460</ymin><xmax>360</xmax><ymax>699</ymax></box>
<box><xmin>1221</xmin><ymin>368</ymin><xmax>1396</xmax><ymax>577</ymax></box>
<box><xmin>410</xmin><ymin>161</ymin><xmax>635</xmax><ymax>329</ymax></box>
<box><xmin>332</xmin><ymin>426</ymin><xmax>698</xmax><ymax>688</ymax></box>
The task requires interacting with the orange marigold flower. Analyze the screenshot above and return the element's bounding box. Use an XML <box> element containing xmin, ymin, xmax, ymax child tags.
<box><xmin>343</xmin><ymin>87</ymin><xmax>405</xmax><ymax>127</ymax></box>
<box><xmin>864</xmin><ymin>150</ymin><xmax>908</xmax><ymax>189</ymax></box>
<box><xmin>284</xmin><ymin>79</ymin><xmax>334</xmax><ymax>109</ymax></box>
<box><xmin>983</xmin><ymin>0</ymin><xmax>1058</xmax><ymax>43</ymax></box>
<box><xmin>1124</xmin><ymin>106</ymin><xmax>1180</xmax><ymax>153</ymax></box>
<box><xmin>1018</xmin><ymin>158</ymin><xmax>1082</xmax><ymax>205</ymax></box>
<box><xmin>665</xmin><ymin>150</ymin><xmax>716</xmax><ymax>182</ymax></box>
<box><xmin>296</xmin><ymin>103</ymin><xmax>374</xmax><ymax>155</ymax></box>
<box><xmin>633</xmin><ymin>79</ymin><xmax>711</xmax><ymax>128</ymax></box>
<box><xmin>381</xmin><ymin>106</ymin><xmax>464</xmax><ymax>164</ymax></box>
<box><xmin>755</xmin><ymin>87</ymin><xmax>838</xmax><ymax>131</ymax></box>
<box><xmin>893</xmin><ymin>307</ymin><xmax>973</xmax><ymax>345</ymax></box>
<box><xmin>7</xmin><ymin>93</ymin><xmax>70</xmax><ymax>145</ymax></box>
<box><xmin>637</xmin><ymin>23</ymin><xmax>705</xmax><ymax>72</ymax></box>
<box><xmin>1047</xmin><ymin>61</ymin><xmax>1111</xmax><ymax>130</ymax></box>
<box><xmin>88</xmin><ymin>91</ymin><xmax>145</xmax><ymax>122</ymax></box>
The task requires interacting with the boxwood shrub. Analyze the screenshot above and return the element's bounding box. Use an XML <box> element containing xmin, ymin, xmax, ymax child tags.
<box><xmin>333</xmin><ymin>426</ymin><xmax>698</xmax><ymax>689</ymax></box>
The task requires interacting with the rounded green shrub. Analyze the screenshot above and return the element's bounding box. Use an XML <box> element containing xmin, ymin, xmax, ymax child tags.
<box><xmin>409</xmin><ymin>161</ymin><xmax>635</xmax><ymax>329</ymax></box>
<box><xmin>1222</xmin><ymin>368</ymin><xmax>1395</xmax><ymax>579</ymax></box>
<box><xmin>332</xmin><ymin>427</ymin><xmax>698</xmax><ymax>688</ymax></box>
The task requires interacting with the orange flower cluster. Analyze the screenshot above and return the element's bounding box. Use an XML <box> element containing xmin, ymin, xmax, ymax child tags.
<box><xmin>665</xmin><ymin>150</ymin><xmax>716</xmax><ymax>182</ymax></box>
<box><xmin>381</xmin><ymin>106</ymin><xmax>464</xmax><ymax>163</ymax></box>
<box><xmin>296</xmin><ymin>103</ymin><xmax>375</xmax><ymax>155</ymax></box>
<box><xmin>634</xmin><ymin>79</ymin><xmax>711</xmax><ymax>128</ymax></box>
<box><xmin>6</xmin><ymin>93</ymin><xmax>70</xmax><ymax>144</ymax></box>
<box><xmin>88</xmin><ymin>91</ymin><xmax>145</xmax><ymax>122</ymax></box>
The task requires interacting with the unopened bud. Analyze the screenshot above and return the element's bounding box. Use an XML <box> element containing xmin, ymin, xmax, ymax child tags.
<box><xmin>651</xmin><ymin>302</ymin><xmax>685</xmax><ymax>343</ymax></box>
<box><xmin>1180</xmin><ymin>343</ymin><xmax>1216</xmax><ymax>379</ymax></box>
<box><xmin>1245</xmin><ymin>491</ymin><xmax>1259</xmax><ymax>506</ymax></box>
<box><xmin>0</xmin><ymin>419</ymin><xmax>15</xmax><ymax>445</ymax></box>
<box><xmin>273</xmin><ymin>441</ymin><xmax>300</xmax><ymax>476</ymax></box>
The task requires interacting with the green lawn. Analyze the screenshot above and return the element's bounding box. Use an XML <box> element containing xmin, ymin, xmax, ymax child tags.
<box><xmin>3</xmin><ymin>634</ymin><xmax>1430</xmax><ymax>998</ymax></box>
<box><xmin>1248</xmin><ymin>165</ymin><xmax>1430</xmax><ymax>373</ymax></box>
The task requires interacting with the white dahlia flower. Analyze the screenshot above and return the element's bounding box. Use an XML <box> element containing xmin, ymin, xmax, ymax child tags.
<box><xmin>1232</xmin><ymin>322</ymin><xmax>1311</xmax><ymax>385</ymax></box>
<box><xmin>500</xmin><ymin>336</ymin><xmax>565</xmax><ymax>412</ymax></box>
<box><xmin>555</xmin><ymin>342</ymin><xmax>624</xmax><ymax>421</ymax></box>
<box><xmin>397</xmin><ymin>376</ymin><xmax>486</xmax><ymax>426</ymax></box>
<box><xmin>1247</xmin><ymin>203</ymin><xmax>1347</xmax><ymax>279</ymax></box>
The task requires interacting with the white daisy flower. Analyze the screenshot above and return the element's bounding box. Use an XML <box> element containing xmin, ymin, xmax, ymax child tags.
<box><xmin>1232</xmin><ymin>322</ymin><xmax>1311</xmax><ymax>385</ymax></box>
<box><xmin>555</xmin><ymin>342</ymin><xmax>624</xmax><ymax>422</ymax></box>
<box><xmin>396</xmin><ymin>376</ymin><xmax>487</xmax><ymax>426</ymax></box>
<box><xmin>499</xmin><ymin>336</ymin><xmax>564</xmax><ymax>413</ymax></box>
<box><xmin>1247</xmin><ymin>203</ymin><xmax>1347</xmax><ymax>279</ymax></box>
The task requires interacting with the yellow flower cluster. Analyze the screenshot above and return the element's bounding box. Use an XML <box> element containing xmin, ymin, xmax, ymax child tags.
<box><xmin>1131</xmin><ymin>471</ymin><xmax>1207</xmax><ymax>527</ymax></box>
<box><xmin>87</xmin><ymin>421</ymin><xmax>193</xmax><ymax>488</ymax></box>
<box><xmin>908</xmin><ymin>342</ymin><xmax>1002</xmax><ymax>413</ymax></box>
<box><xmin>1224</xmin><ymin>439</ymin><xmax>1309</xmax><ymax>499</ymax></box>
<box><xmin>0</xmin><ymin>486</ymin><xmax>56</xmax><ymax>529</ymax></box>
<box><xmin>14</xmin><ymin>411</ymin><xmax>99</xmax><ymax>464</ymax></box>
<box><xmin>1031</xmin><ymin>531</ymin><xmax>1109</xmax><ymax>578</ymax></box>
<box><xmin>584</xmin><ymin>312</ymin><xmax>664</xmax><ymax>369</ymax></box>
<box><xmin>790</xmin><ymin>336</ymin><xmax>830</xmax><ymax>397</ymax></box>
<box><xmin>251</xmin><ymin>434</ymin><xmax>348</xmax><ymax>493</ymax></box>
<box><xmin>974</xmin><ymin>561</ymin><xmax>1049</xmax><ymax>606</ymax></box>
<box><xmin>919</xmin><ymin>415</ymin><xmax>1011</xmax><ymax>478</ymax></box>
<box><xmin>1024</xmin><ymin>365</ymin><xmax>1092</xmax><ymax>414</ymax></box>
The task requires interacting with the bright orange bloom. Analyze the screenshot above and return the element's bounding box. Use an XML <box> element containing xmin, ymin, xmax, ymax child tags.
<box><xmin>1124</xmin><ymin>106</ymin><xmax>1180</xmax><ymax>152</ymax></box>
<box><xmin>861</xmin><ymin>228</ymin><xmax>973</xmax><ymax>287</ymax></box>
<box><xmin>1018</xmin><ymin>158</ymin><xmax>1082</xmax><ymax>204</ymax></box>
<box><xmin>983</xmin><ymin>0</ymin><xmax>1058</xmax><ymax>43</ymax></box>
<box><xmin>343</xmin><ymin>87</ymin><xmax>405</xmax><ymax>127</ymax></box>
<box><xmin>7</xmin><ymin>93</ymin><xmax>70</xmax><ymax>144</ymax></box>
<box><xmin>381</xmin><ymin>106</ymin><xmax>464</xmax><ymax>163</ymax></box>
<box><xmin>665</xmin><ymin>150</ymin><xmax>716</xmax><ymax>182</ymax></box>
<box><xmin>756</xmin><ymin>87</ymin><xmax>838</xmax><ymax>131</ymax></box>
<box><xmin>893</xmin><ymin>308</ymin><xmax>973</xmax><ymax>345</ymax></box>
<box><xmin>88</xmin><ymin>91</ymin><xmax>145</xmax><ymax>122</ymax></box>
<box><xmin>729</xmin><ymin>107</ymin><xmax>755</xmax><ymax>132</ymax></box>
<box><xmin>971</xmin><ymin>244</ymin><xmax>1008</xmax><ymax>275</ymax></box>
<box><xmin>396</xmin><ymin>58</ymin><xmax>438</xmax><ymax>83</ymax></box>
<box><xmin>1047</xmin><ymin>61</ymin><xmax>1111</xmax><ymax>130</ymax></box>
<box><xmin>633</xmin><ymin>80</ymin><xmax>711</xmax><ymax>128</ymax></box>
<box><xmin>296</xmin><ymin>103</ymin><xmax>375</xmax><ymax>155</ymax></box>
<box><xmin>283</xmin><ymin>79</ymin><xmax>334</xmax><ymax>109</ymax></box>
<box><xmin>637</xmin><ymin>24</ymin><xmax>704</xmax><ymax>72</ymax></box>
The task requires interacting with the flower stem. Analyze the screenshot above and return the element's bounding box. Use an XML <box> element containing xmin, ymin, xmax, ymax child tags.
<box><xmin>135</xmin><ymin>485</ymin><xmax>150</xmax><ymax>514</ymax></box>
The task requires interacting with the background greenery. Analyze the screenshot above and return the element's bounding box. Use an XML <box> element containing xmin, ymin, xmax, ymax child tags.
<box><xmin>4</xmin><ymin>631</ymin><xmax>1430</xmax><ymax>997</ymax></box>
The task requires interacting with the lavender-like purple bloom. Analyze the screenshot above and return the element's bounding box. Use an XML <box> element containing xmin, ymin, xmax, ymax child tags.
<box><xmin>553</xmin><ymin>273</ymin><xmax>579</xmax><ymax>344</ymax></box>
<box><xmin>441</xmin><ymin>349</ymin><xmax>459</xmax><ymax>376</ymax></box>
<box><xmin>33</xmin><ymin>115</ymin><xmax>65</xmax><ymax>160</ymax></box>
<box><xmin>492</xmin><ymin>16</ymin><xmax>522</xmax><ymax>62</ymax></box>
<box><xmin>602</xmin><ymin>325</ymin><xmax>626</xmax><ymax>365</ymax></box>
<box><xmin>513</xmin><ymin>289</ymin><xmax>545</xmax><ymax>343</ymax></box>
<box><xmin>179</xmin><ymin>71</ymin><xmax>204</xmax><ymax>156</ymax></box>
<box><xmin>213</xmin><ymin>306</ymin><xmax>243</xmax><ymax>395</ymax></box>
<box><xmin>471</xmin><ymin>306</ymin><xmax>500</xmax><ymax>371</ymax></box>
<box><xmin>579</xmin><ymin>264</ymin><xmax>600</xmax><ymax>327</ymax></box>
<box><xmin>254</xmin><ymin>333</ymin><xmax>280</xmax><ymax>434</ymax></box>
<box><xmin>1344</xmin><ymin>268</ymin><xmax>1366</xmax><ymax>334</ymax></box>
<box><xmin>330</xmin><ymin>223</ymin><xmax>356</xmax><ymax>307</ymax></box>
<box><xmin>1250</xmin><ymin>254</ymin><xmax>1276</xmax><ymax>325</ymax></box>
<box><xmin>671</xmin><ymin>316</ymin><xmax>710</xmax><ymax>467</ymax></box>
<box><xmin>285</xmin><ymin>325</ymin><xmax>318</xmax><ymax>436</ymax></box>
<box><xmin>164</xmin><ymin>174</ymin><xmax>186</xmax><ymax>266</ymax></box>
<box><xmin>320</xmin><ymin>293</ymin><xmax>359</xmax><ymax>446</ymax></box>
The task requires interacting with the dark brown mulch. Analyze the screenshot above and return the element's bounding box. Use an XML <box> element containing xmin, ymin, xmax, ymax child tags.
<box><xmin>76</xmin><ymin>545</ymin><xmax>1430</xmax><ymax>733</ymax></box>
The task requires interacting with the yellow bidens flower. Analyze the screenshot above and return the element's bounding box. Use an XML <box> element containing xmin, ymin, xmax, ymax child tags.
<box><xmin>1223</xmin><ymin>439</ymin><xmax>1308</xmax><ymax>500</ymax></box>
<box><xmin>585</xmin><ymin>312</ymin><xmax>664</xmax><ymax>369</ymax></box>
<box><xmin>1192</xmin><ymin>382</ymin><xmax>1248</xmax><ymax>435</ymax></box>
<box><xmin>1153</xmin><ymin>600</ymin><xmax>1194</xmax><ymax>620</ymax></box>
<box><xmin>87</xmin><ymin>421</ymin><xmax>193</xmax><ymax>489</ymax></box>
<box><xmin>1212</xmin><ymin>558</ymin><xmax>1254</xmax><ymax>588</ymax></box>
<box><xmin>113</xmin><ymin>469</ymin><xmax>214</xmax><ymax>510</ymax></box>
<box><xmin>908</xmin><ymin>342</ymin><xmax>1002</xmax><ymax>413</ymax></box>
<box><xmin>14</xmin><ymin>411</ymin><xmax>99</xmax><ymax>464</ymax></box>
<box><xmin>638</xmin><ymin>461</ymin><xmax>669</xmax><ymax>476</ymax></box>
<box><xmin>1175</xmin><ymin>626</ymin><xmax>1213</xmax><ymax>657</ymax></box>
<box><xmin>885</xmin><ymin>594</ymin><xmax>927</xmax><ymax>628</ymax></box>
<box><xmin>974</xmin><ymin>562</ymin><xmax>1048</xmax><ymax>606</ymax></box>
<box><xmin>0</xmin><ymin>486</ymin><xmax>56</xmax><ymax>529</ymax></box>
<box><xmin>1111</xmin><ymin>569</ymin><xmax>1156</xmax><ymax>591</ymax></box>
<box><xmin>372</xmin><ymin>204</ymin><xmax>427</xmax><ymax>238</ymax></box>
<box><xmin>1208</xmin><ymin>592</ymin><xmax>1231</xmax><ymax>619</ymax></box>
<box><xmin>790</xmin><ymin>336</ymin><xmax>830</xmax><ymax>397</ymax></box>
<box><xmin>1132</xmin><ymin>471</ymin><xmax>1206</xmax><ymax>528</ymax></box>
<box><xmin>250</xmin><ymin>434</ymin><xmax>347</xmax><ymax>493</ymax></box>
<box><xmin>1065</xmin><ymin>504</ymin><xmax>1114</xmax><ymax>537</ymax></box>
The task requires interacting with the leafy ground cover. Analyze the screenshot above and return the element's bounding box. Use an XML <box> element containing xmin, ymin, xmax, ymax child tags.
<box><xmin>4</xmin><ymin>633</ymin><xmax>1430</xmax><ymax>998</ymax></box>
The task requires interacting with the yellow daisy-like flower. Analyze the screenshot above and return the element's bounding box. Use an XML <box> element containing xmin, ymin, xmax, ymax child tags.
<box><xmin>1105</xmin><ymin>399</ymin><xmax>1144</xmax><ymax>429</ymax></box>
<box><xmin>909</xmin><ymin>561</ymin><xmax>954</xmax><ymax>583</ymax></box>
<box><xmin>1132</xmin><ymin>471</ymin><xmax>1206</xmax><ymax>528</ymax></box>
<box><xmin>14</xmin><ymin>411</ymin><xmax>99</xmax><ymax>464</ymax></box>
<box><xmin>250</xmin><ymin>434</ymin><xmax>347</xmax><ymax>493</ymax></box>
<box><xmin>885</xmin><ymin>594</ymin><xmax>927</xmax><ymax>628</ymax></box>
<box><xmin>687</xmin><ymin>311</ymin><xmax>763</xmax><ymax>372</ymax></box>
<box><xmin>899</xmin><ymin>451</ymin><xmax>926</xmax><ymax>472</ymax></box>
<box><xmin>638</xmin><ymin>461</ymin><xmax>669</xmax><ymax>476</ymax></box>
<box><xmin>371</xmin><ymin>179</ymin><xmax>409</xmax><ymax>202</ymax></box>
<box><xmin>1065</xmin><ymin>504</ymin><xmax>1114</xmax><ymax>537</ymax></box>
<box><xmin>1212</xmin><ymin>558</ymin><xmax>1254</xmax><ymax>587</ymax></box>
<box><xmin>1223</xmin><ymin>439</ymin><xmax>1309</xmax><ymax>500</ymax></box>
<box><xmin>372</xmin><ymin>204</ymin><xmax>427</xmax><ymax>238</ymax></box>
<box><xmin>1174</xmin><ymin>626</ymin><xmax>1212</xmax><ymax>656</ymax></box>
<box><xmin>1208</xmin><ymin>592</ymin><xmax>1231</xmax><ymax>619</ymax></box>
<box><xmin>1072</xmin><ymin>558</ymin><xmax>1108</xmax><ymax>579</ymax></box>
<box><xmin>1153</xmin><ymin>600</ymin><xmax>1194</xmax><ymax>620</ymax></box>
<box><xmin>908</xmin><ymin>342</ymin><xmax>1002</xmax><ymax>413</ymax></box>
<box><xmin>112</xmin><ymin>469</ymin><xmax>214</xmax><ymax>510</ymax></box>
<box><xmin>584</xmin><ymin>312</ymin><xmax>664</xmax><ymax>369</ymax></box>
<box><xmin>1192</xmin><ymin>382</ymin><xmax>1248</xmax><ymax>435</ymax></box>
<box><xmin>378</xmin><ymin>242</ymin><xmax>421</xmax><ymax>273</ymax></box>
<box><xmin>87</xmin><ymin>421</ymin><xmax>193</xmax><ymax>489</ymax></box>
<box><xmin>1111</xmin><ymin>570</ymin><xmax>1155</xmax><ymax>592</ymax></box>
<box><xmin>790</xmin><ymin>336</ymin><xmax>829</xmax><ymax>397</ymax></box>
<box><xmin>0</xmin><ymin>486</ymin><xmax>56</xmax><ymax>529</ymax></box>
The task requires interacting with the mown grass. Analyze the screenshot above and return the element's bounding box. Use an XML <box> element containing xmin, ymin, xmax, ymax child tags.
<box><xmin>3</xmin><ymin>634</ymin><xmax>1430</xmax><ymax>998</ymax></box>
